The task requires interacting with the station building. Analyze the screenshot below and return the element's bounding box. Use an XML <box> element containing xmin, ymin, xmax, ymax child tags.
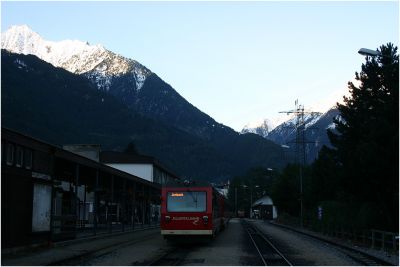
<box><xmin>1</xmin><ymin>128</ymin><xmax>173</xmax><ymax>250</ymax></box>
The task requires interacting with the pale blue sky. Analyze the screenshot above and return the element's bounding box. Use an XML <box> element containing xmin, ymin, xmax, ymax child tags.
<box><xmin>2</xmin><ymin>1</ymin><xmax>398</xmax><ymax>131</ymax></box>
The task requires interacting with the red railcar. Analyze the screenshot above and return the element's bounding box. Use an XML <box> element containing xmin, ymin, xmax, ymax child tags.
<box><xmin>161</xmin><ymin>180</ymin><xmax>226</xmax><ymax>240</ymax></box>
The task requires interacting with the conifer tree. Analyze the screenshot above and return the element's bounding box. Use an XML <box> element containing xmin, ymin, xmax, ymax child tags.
<box><xmin>328</xmin><ymin>43</ymin><xmax>399</xmax><ymax>231</ymax></box>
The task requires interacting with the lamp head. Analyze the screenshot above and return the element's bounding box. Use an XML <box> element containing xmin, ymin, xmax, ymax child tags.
<box><xmin>358</xmin><ymin>48</ymin><xmax>380</xmax><ymax>57</ymax></box>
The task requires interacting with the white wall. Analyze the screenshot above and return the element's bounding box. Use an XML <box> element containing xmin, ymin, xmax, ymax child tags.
<box><xmin>106</xmin><ymin>163</ymin><xmax>153</xmax><ymax>182</ymax></box>
<box><xmin>273</xmin><ymin>206</ymin><xmax>278</xmax><ymax>219</ymax></box>
<box><xmin>32</xmin><ymin>183</ymin><xmax>52</xmax><ymax>232</ymax></box>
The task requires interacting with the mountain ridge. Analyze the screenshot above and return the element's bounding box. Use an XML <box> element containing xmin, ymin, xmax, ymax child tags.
<box><xmin>1</xmin><ymin>25</ymin><xmax>151</xmax><ymax>92</ymax></box>
<box><xmin>1</xmin><ymin>25</ymin><xmax>232</xmax><ymax>140</ymax></box>
<box><xmin>1</xmin><ymin>50</ymin><xmax>235</xmax><ymax>180</ymax></box>
<box><xmin>2</xmin><ymin>25</ymin><xmax>288</xmax><ymax>181</ymax></box>
<box><xmin>241</xmin><ymin>108</ymin><xmax>340</xmax><ymax>163</ymax></box>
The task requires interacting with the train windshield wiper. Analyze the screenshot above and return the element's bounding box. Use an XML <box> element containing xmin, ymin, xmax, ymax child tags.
<box><xmin>187</xmin><ymin>190</ymin><xmax>198</xmax><ymax>207</ymax></box>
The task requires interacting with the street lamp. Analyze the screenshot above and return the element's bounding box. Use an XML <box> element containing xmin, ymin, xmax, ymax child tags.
<box><xmin>358</xmin><ymin>47</ymin><xmax>393</xmax><ymax>59</ymax></box>
<box><xmin>281</xmin><ymin>144</ymin><xmax>292</xmax><ymax>163</ymax></box>
<box><xmin>242</xmin><ymin>185</ymin><xmax>249</xmax><ymax>218</ymax></box>
<box><xmin>243</xmin><ymin>184</ymin><xmax>259</xmax><ymax>218</ymax></box>
<box><xmin>234</xmin><ymin>186</ymin><xmax>237</xmax><ymax>217</ymax></box>
<box><xmin>358</xmin><ymin>48</ymin><xmax>380</xmax><ymax>57</ymax></box>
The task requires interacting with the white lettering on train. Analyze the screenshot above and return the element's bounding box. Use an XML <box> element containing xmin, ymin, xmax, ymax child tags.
<box><xmin>172</xmin><ymin>217</ymin><xmax>200</xmax><ymax>225</ymax></box>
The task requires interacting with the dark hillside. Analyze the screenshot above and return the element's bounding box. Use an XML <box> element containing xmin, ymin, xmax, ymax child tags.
<box><xmin>2</xmin><ymin>50</ymin><xmax>286</xmax><ymax>181</ymax></box>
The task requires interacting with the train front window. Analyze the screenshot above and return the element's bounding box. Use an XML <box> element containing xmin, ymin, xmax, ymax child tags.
<box><xmin>167</xmin><ymin>191</ymin><xmax>206</xmax><ymax>212</ymax></box>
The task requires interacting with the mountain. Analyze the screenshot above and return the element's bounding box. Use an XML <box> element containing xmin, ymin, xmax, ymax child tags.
<box><xmin>1</xmin><ymin>25</ymin><xmax>224</xmax><ymax>140</ymax></box>
<box><xmin>1</xmin><ymin>25</ymin><xmax>150</xmax><ymax>94</ymax></box>
<box><xmin>1</xmin><ymin>50</ymin><xmax>238</xmax><ymax>180</ymax></box>
<box><xmin>2</xmin><ymin>25</ymin><xmax>288</xmax><ymax>180</ymax></box>
<box><xmin>241</xmin><ymin>119</ymin><xmax>275</xmax><ymax>138</ymax></box>
<box><xmin>267</xmin><ymin>112</ymin><xmax>323</xmax><ymax>144</ymax></box>
<box><xmin>242</xmin><ymin>109</ymin><xmax>340</xmax><ymax>163</ymax></box>
<box><xmin>2</xmin><ymin>26</ymin><xmax>261</xmax><ymax>140</ymax></box>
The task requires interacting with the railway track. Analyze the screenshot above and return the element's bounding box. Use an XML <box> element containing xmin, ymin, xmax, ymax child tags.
<box><xmin>147</xmin><ymin>246</ymin><xmax>201</xmax><ymax>266</ymax></box>
<box><xmin>269</xmin><ymin>222</ymin><xmax>396</xmax><ymax>266</ymax></box>
<box><xmin>51</xmin><ymin>231</ymin><xmax>160</xmax><ymax>266</ymax></box>
<box><xmin>243</xmin><ymin>220</ymin><xmax>293</xmax><ymax>266</ymax></box>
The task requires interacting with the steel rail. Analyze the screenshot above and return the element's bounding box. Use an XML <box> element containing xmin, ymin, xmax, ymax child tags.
<box><xmin>251</xmin><ymin>223</ymin><xmax>293</xmax><ymax>266</ymax></box>
<box><xmin>51</xmin><ymin>231</ymin><xmax>160</xmax><ymax>266</ymax></box>
<box><xmin>243</xmin><ymin>220</ymin><xmax>293</xmax><ymax>266</ymax></box>
<box><xmin>147</xmin><ymin>246</ymin><xmax>193</xmax><ymax>266</ymax></box>
<box><xmin>269</xmin><ymin>222</ymin><xmax>396</xmax><ymax>266</ymax></box>
<box><xmin>243</xmin><ymin>221</ymin><xmax>268</xmax><ymax>266</ymax></box>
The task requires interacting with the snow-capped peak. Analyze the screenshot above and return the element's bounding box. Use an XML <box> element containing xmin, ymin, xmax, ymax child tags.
<box><xmin>277</xmin><ymin>111</ymin><xmax>323</xmax><ymax>129</ymax></box>
<box><xmin>2</xmin><ymin>25</ymin><xmax>104</xmax><ymax>73</ymax></box>
<box><xmin>1</xmin><ymin>25</ymin><xmax>151</xmax><ymax>90</ymax></box>
<box><xmin>1</xmin><ymin>25</ymin><xmax>42</xmax><ymax>53</ymax></box>
<box><xmin>243</xmin><ymin>111</ymin><xmax>324</xmax><ymax>139</ymax></box>
<box><xmin>241</xmin><ymin>118</ymin><xmax>277</xmax><ymax>138</ymax></box>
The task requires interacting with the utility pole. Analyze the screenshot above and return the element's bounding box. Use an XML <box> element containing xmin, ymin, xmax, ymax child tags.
<box><xmin>280</xmin><ymin>99</ymin><xmax>318</xmax><ymax>228</ymax></box>
<box><xmin>250</xmin><ymin>187</ymin><xmax>253</xmax><ymax>219</ymax></box>
<box><xmin>235</xmin><ymin>187</ymin><xmax>237</xmax><ymax>217</ymax></box>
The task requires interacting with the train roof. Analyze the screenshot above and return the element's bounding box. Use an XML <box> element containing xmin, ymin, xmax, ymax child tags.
<box><xmin>164</xmin><ymin>180</ymin><xmax>227</xmax><ymax>199</ymax></box>
<box><xmin>164</xmin><ymin>179</ymin><xmax>211</xmax><ymax>188</ymax></box>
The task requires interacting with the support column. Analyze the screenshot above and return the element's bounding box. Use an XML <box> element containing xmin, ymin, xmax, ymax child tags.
<box><xmin>94</xmin><ymin>169</ymin><xmax>99</xmax><ymax>235</ymax></box>
<box><xmin>122</xmin><ymin>179</ymin><xmax>126</xmax><ymax>232</ymax></box>
<box><xmin>75</xmin><ymin>164</ymin><xmax>80</xmax><ymax>231</ymax></box>
<box><xmin>110</xmin><ymin>175</ymin><xmax>114</xmax><ymax>233</ymax></box>
<box><xmin>83</xmin><ymin>184</ymin><xmax>86</xmax><ymax>229</ymax></box>
<box><xmin>142</xmin><ymin>185</ymin><xmax>145</xmax><ymax>228</ymax></box>
<box><xmin>148</xmin><ymin>186</ymin><xmax>152</xmax><ymax>226</ymax></box>
<box><xmin>132</xmin><ymin>182</ymin><xmax>136</xmax><ymax>231</ymax></box>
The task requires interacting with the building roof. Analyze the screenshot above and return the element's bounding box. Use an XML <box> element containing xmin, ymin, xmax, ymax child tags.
<box><xmin>100</xmin><ymin>151</ymin><xmax>155</xmax><ymax>164</ymax></box>
<box><xmin>100</xmin><ymin>151</ymin><xmax>180</xmax><ymax>180</ymax></box>
<box><xmin>252</xmin><ymin>195</ymin><xmax>274</xmax><ymax>207</ymax></box>
<box><xmin>2</xmin><ymin>128</ymin><xmax>159</xmax><ymax>189</ymax></box>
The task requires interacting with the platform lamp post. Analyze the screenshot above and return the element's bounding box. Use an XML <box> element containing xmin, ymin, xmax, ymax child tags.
<box><xmin>251</xmin><ymin>185</ymin><xmax>260</xmax><ymax>219</ymax></box>
<box><xmin>234</xmin><ymin>186</ymin><xmax>238</xmax><ymax>217</ymax></box>
<box><xmin>243</xmin><ymin>184</ymin><xmax>259</xmax><ymax>219</ymax></box>
<box><xmin>266</xmin><ymin>167</ymin><xmax>274</xmax><ymax>185</ymax></box>
<box><xmin>241</xmin><ymin>185</ymin><xmax>249</xmax><ymax>217</ymax></box>
<box><xmin>281</xmin><ymin>145</ymin><xmax>290</xmax><ymax>163</ymax></box>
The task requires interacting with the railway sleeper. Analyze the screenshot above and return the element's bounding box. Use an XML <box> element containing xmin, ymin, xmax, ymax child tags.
<box><xmin>262</xmin><ymin>252</ymin><xmax>284</xmax><ymax>261</ymax></box>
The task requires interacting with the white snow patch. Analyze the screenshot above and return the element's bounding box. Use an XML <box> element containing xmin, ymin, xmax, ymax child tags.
<box><xmin>14</xmin><ymin>59</ymin><xmax>27</xmax><ymax>69</ymax></box>
<box><xmin>326</xmin><ymin>123</ymin><xmax>336</xmax><ymax>130</ymax></box>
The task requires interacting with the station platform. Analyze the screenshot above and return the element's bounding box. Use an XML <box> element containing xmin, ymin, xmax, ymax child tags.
<box><xmin>1</xmin><ymin>225</ymin><xmax>160</xmax><ymax>266</ymax></box>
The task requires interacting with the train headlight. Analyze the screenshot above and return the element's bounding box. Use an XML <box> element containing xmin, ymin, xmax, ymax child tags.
<box><xmin>202</xmin><ymin>216</ymin><xmax>208</xmax><ymax>224</ymax></box>
<box><xmin>165</xmin><ymin>216</ymin><xmax>171</xmax><ymax>223</ymax></box>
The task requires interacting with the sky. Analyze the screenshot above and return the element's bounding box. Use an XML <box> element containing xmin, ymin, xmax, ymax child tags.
<box><xmin>1</xmin><ymin>1</ymin><xmax>399</xmax><ymax>131</ymax></box>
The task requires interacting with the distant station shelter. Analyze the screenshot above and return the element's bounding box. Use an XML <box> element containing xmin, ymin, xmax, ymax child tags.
<box><xmin>1</xmin><ymin>128</ymin><xmax>169</xmax><ymax>250</ymax></box>
<box><xmin>252</xmin><ymin>196</ymin><xmax>278</xmax><ymax>220</ymax></box>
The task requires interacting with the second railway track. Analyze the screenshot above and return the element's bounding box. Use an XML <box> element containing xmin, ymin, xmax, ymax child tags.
<box><xmin>243</xmin><ymin>220</ymin><xmax>293</xmax><ymax>266</ymax></box>
<box><xmin>269</xmin><ymin>222</ymin><xmax>396</xmax><ymax>266</ymax></box>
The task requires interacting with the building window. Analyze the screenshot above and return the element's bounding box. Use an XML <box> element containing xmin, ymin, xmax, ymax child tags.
<box><xmin>15</xmin><ymin>146</ymin><xmax>23</xmax><ymax>167</ymax></box>
<box><xmin>24</xmin><ymin>149</ymin><xmax>33</xmax><ymax>169</ymax></box>
<box><xmin>6</xmin><ymin>143</ymin><xmax>14</xmax><ymax>166</ymax></box>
